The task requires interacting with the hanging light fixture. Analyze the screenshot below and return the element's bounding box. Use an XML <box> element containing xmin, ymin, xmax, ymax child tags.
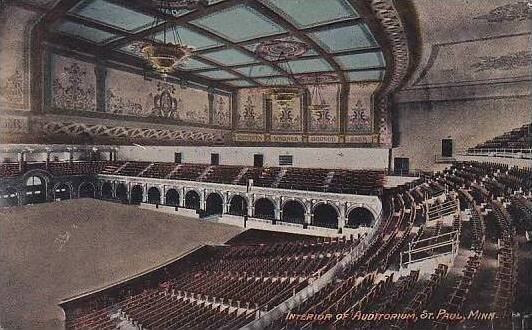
<box><xmin>307</xmin><ymin>74</ymin><xmax>330</xmax><ymax>113</ymax></box>
<box><xmin>141</xmin><ymin>1</ymin><xmax>201</xmax><ymax>77</ymax></box>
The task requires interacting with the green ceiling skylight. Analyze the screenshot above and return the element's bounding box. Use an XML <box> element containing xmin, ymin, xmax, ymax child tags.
<box><xmin>335</xmin><ymin>52</ymin><xmax>385</xmax><ymax>70</ymax></box>
<box><xmin>310</xmin><ymin>24</ymin><xmax>377</xmax><ymax>53</ymax></box>
<box><xmin>54</xmin><ymin>20</ymin><xmax>117</xmax><ymax>43</ymax></box>
<box><xmin>265</xmin><ymin>0</ymin><xmax>358</xmax><ymax>28</ymax></box>
<box><xmin>201</xmin><ymin>48</ymin><xmax>258</xmax><ymax>66</ymax></box>
<box><xmin>234</xmin><ymin>65</ymin><xmax>281</xmax><ymax>77</ymax></box>
<box><xmin>70</xmin><ymin>0</ymin><xmax>154</xmax><ymax>32</ymax></box>
<box><xmin>346</xmin><ymin>70</ymin><xmax>384</xmax><ymax>82</ymax></box>
<box><xmin>279</xmin><ymin>58</ymin><xmax>333</xmax><ymax>74</ymax></box>
<box><xmin>154</xmin><ymin>27</ymin><xmax>222</xmax><ymax>50</ymax></box>
<box><xmin>226</xmin><ymin>80</ymin><xmax>256</xmax><ymax>87</ymax></box>
<box><xmin>190</xmin><ymin>5</ymin><xmax>286</xmax><ymax>42</ymax></box>
<box><xmin>196</xmin><ymin>70</ymin><xmax>239</xmax><ymax>80</ymax></box>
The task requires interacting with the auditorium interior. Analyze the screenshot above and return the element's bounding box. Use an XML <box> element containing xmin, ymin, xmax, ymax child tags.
<box><xmin>0</xmin><ymin>0</ymin><xmax>530</xmax><ymax>329</ymax></box>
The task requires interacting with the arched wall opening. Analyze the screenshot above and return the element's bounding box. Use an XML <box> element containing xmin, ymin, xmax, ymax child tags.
<box><xmin>229</xmin><ymin>195</ymin><xmax>248</xmax><ymax>216</ymax></box>
<box><xmin>347</xmin><ymin>207</ymin><xmax>375</xmax><ymax>228</ymax></box>
<box><xmin>312</xmin><ymin>203</ymin><xmax>339</xmax><ymax>229</ymax></box>
<box><xmin>25</xmin><ymin>175</ymin><xmax>46</xmax><ymax>204</ymax></box>
<box><xmin>130</xmin><ymin>185</ymin><xmax>143</xmax><ymax>205</ymax></box>
<box><xmin>185</xmin><ymin>190</ymin><xmax>200</xmax><ymax>210</ymax></box>
<box><xmin>54</xmin><ymin>183</ymin><xmax>71</xmax><ymax>201</ymax></box>
<box><xmin>79</xmin><ymin>182</ymin><xmax>95</xmax><ymax>198</ymax></box>
<box><xmin>254</xmin><ymin>198</ymin><xmax>275</xmax><ymax>220</ymax></box>
<box><xmin>205</xmin><ymin>193</ymin><xmax>223</xmax><ymax>216</ymax></box>
<box><xmin>282</xmin><ymin>200</ymin><xmax>305</xmax><ymax>224</ymax></box>
<box><xmin>115</xmin><ymin>183</ymin><xmax>128</xmax><ymax>202</ymax></box>
<box><xmin>147</xmin><ymin>187</ymin><xmax>161</xmax><ymax>204</ymax></box>
<box><xmin>165</xmin><ymin>189</ymin><xmax>180</xmax><ymax>207</ymax></box>
<box><xmin>1</xmin><ymin>187</ymin><xmax>18</xmax><ymax>207</ymax></box>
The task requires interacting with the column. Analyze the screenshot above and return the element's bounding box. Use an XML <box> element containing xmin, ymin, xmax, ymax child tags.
<box><xmin>179</xmin><ymin>188</ymin><xmax>185</xmax><ymax>208</ymax></box>
<box><xmin>200</xmin><ymin>190</ymin><xmax>206</xmax><ymax>211</ymax></box>
<box><xmin>68</xmin><ymin>148</ymin><xmax>74</xmax><ymax>163</ymax></box>
<box><xmin>208</xmin><ymin>88</ymin><xmax>215</xmax><ymax>125</ymax></box>
<box><xmin>18</xmin><ymin>152</ymin><xmax>25</xmax><ymax>172</ymax></box>
<box><xmin>247</xmin><ymin>196</ymin><xmax>254</xmax><ymax>218</ymax></box>
<box><xmin>222</xmin><ymin>193</ymin><xmax>229</xmax><ymax>214</ymax></box>
<box><xmin>45</xmin><ymin>152</ymin><xmax>50</xmax><ymax>170</ymax></box>
<box><xmin>94</xmin><ymin>61</ymin><xmax>108</xmax><ymax>113</ymax></box>
<box><xmin>304</xmin><ymin>211</ymin><xmax>312</xmax><ymax>228</ymax></box>
<box><xmin>274</xmin><ymin>200</ymin><xmax>281</xmax><ymax>223</ymax></box>
<box><xmin>338</xmin><ymin>204</ymin><xmax>346</xmax><ymax>233</ymax></box>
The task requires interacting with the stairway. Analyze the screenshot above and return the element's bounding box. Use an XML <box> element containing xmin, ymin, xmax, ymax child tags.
<box><xmin>198</xmin><ymin>166</ymin><xmax>213</xmax><ymax>181</ymax></box>
<box><xmin>232</xmin><ymin>167</ymin><xmax>249</xmax><ymax>185</ymax></box>
<box><xmin>165</xmin><ymin>164</ymin><xmax>181</xmax><ymax>179</ymax></box>
<box><xmin>272</xmin><ymin>169</ymin><xmax>287</xmax><ymax>188</ymax></box>
<box><xmin>138</xmin><ymin>163</ymin><xmax>154</xmax><ymax>177</ymax></box>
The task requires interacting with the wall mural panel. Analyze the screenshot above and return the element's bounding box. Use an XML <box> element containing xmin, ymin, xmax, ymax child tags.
<box><xmin>271</xmin><ymin>96</ymin><xmax>302</xmax><ymax>132</ymax></box>
<box><xmin>237</xmin><ymin>88</ymin><xmax>265</xmax><ymax>131</ymax></box>
<box><xmin>212</xmin><ymin>94</ymin><xmax>231</xmax><ymax>128</ymax></box>
<box><xmin>106</xmin><ymin>69</ymin><xmax>209</xmax><ymax>124</ymax></box>
<box><xmin>346</xmin><ymin>82</ymin><xmax>378</xmax><ymax>134</ymax></box>
<box><xmin>308</xmin><ymin>84</ymin><xmax>339</xmax><ymax>132</ymax></box>
<box><xmin>0</xmin><ymin>6</ymin><xmax>38</xmax><ymax>110</ymax></box>
<box><xmin>51</xmin><ymin>55</ymin><xmax>97</xmax><ymax>112</ymax></box>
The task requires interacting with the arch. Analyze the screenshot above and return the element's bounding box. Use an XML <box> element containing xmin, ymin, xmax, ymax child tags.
<box><xmin>79</xmin><ymin>182</ymin><xmax>95</xmax><ymax>198</ymax></box>
<box><xmin>254</xmin><ymin>197</ymin><xmax>275</xmax><ymax>220</ymax></box>
<box><xmin>25</xmin><ymin>175</ymin><xmax>46</xmax><ymax>204</ymax></box>
<box><xmin>53</xmin><ymin>183</ymin><xmax>72</xmax><ymax>201</ymax></box>
<box><xmin>147</xmin><ymin>187</ymin><xmax>161</xmax><ymax>204</ymax></box>
<box><xmin>282</xmin><ymin>200</ymin><xmax>305</xmax><ymax>224</ymax></box>
<box><xmin>101</xmin><ymin>182</ymin><xmax>113</xmax><ymax>199</ymax></box>
<box><xmin>165</xmin><ymin>188</ymin><xmax>180</xmax><ymax>207</ymax></box>
<box><xmin>115</xmin><ymin>183</ymin><xmax>128</xmax><ymax>202</ymax></box>
<box><xmin>130</xmin><ymin>185</ymin><xmax>143</xmax><ymax>205</ymax></box>
<box><xmin>229</xmin><ymin>195</ymin><xmax>248</xmax><ymax>216</ymax></box>
<box><xmin>1</xmin><ymin>187</ymin><xmax>18</xmax><ymax>207</ymax></box>
<box><xmin>312</xmin><ymin>203</ymin><xmax>339</xmax><ymax>229</ymax></box>
<box><xmin>205</xmin><ymin>192</ymin><xmax>223</xmax><ymax>216</ymax></box>
<box><xmin>347</xmin><ymin>207</ymin><xmax>375</xmax><ymax>228</ymax></box>
<box><xmin>185</xmin><ymin>190</ymin><xmax>201</xmax><ymax>210</ymax></box>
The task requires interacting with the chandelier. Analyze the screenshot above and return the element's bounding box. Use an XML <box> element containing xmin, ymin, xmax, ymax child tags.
<box><xmin>255</xmin><ymin>38</ymin><xmax>309</xmax><ymax>105</ymax></box>
<box><xmin>141</xmin><ymin>1</ymin><xmax>200</xmax><ymax>77</ymax></box>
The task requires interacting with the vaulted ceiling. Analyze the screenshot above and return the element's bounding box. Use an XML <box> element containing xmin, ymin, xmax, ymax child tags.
<box><xmin>33</xmin><ymin>0</ymin><xmax>388</xmax><ymax>90</ymax></box>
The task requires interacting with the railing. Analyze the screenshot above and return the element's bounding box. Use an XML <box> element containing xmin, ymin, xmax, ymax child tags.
<box><xmin>462</xmin><ymin>148</ymin><xmax>532</xmax><ymax>160</ymax></box>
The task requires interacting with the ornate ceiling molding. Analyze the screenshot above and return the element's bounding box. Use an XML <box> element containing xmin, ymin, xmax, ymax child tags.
<box><xmin>369</xmin><ymin>0</ymin><xmax>413</xmax><ymax>96</ymax></box>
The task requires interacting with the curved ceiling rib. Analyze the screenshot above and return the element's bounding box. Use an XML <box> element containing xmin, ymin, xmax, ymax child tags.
<box><xmin>247</xmin><ymin>0</ymin><xmax>348</xmax><ymax>87</ymax></box>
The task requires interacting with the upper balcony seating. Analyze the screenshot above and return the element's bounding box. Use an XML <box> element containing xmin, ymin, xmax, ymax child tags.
<box><xmin>0</xmin><ymin>163</ymin><xmax>20</xmax><ymax>177</ymax></box>
<box><xmin>201</xmin><ymin>165</ymin><xmax>244</xmax><ymax>184</ymax></box>
<box><xmin>235</xmin><ymin>166</ymin><xmax>282</xmax><ymax>187</ymax></box>
<box><xmin>114</xmin><ymin>161</ymin><xmax>152</xmax><ymax>177</ymax></box>
<box><xmin>167</xmin><ymin>163</ymin><xmax>210</xmax><ymax>181</ymax></box>
<box><xmin>468</xmin><ymin>123</ymin><xmax>531</xmax><ymax>153</ymax></box>
<box><xmin>277</xmin><ymin>168</ymin><xmax>330</xmax><ymax>191</ymax></box>
<box><xmin>139</xmin><ymin>162</ymin><xmax>178</xmax><ymax>179</ymax></box>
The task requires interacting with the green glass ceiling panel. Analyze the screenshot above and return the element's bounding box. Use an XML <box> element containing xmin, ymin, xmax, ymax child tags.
<box><xmin>201</xmin><ymin>48</ymin><xmax>258</xmax><ymax>66</ymax></box>
<box><xmin>280</xmin><ymin>58</ymin><xmax>332</xmax><ymax>73</ymax></box>
<box><xmin>335</xmin><ymin>51</ymin><xmax>385</xmax><ymax>70</ymax></box>
<box><xmin>196</xmin><ymin>70</ymin><xmax>239</xmax><ymax>80</ymax></box>
<box><xmin>71</xmin><ymin>0</ymin><xmax>154</xmax><ymax>32</ymax></box>
<box><xmin>179</xmin><ymin>58</ymin><xmax>215</xmax><ymax>70</ymax></box>
<box><xmin>265</xmin><ymin>0</ymin><xmax>358</xmax><ymax>28</ymax></box>
<box><xmin>226</xmin><ymin>80</ymin><xmax>255</xmax><ymax>87</ymax></box>
<box><xmin>54</xmin><ymin>21</ymin><xmax>117</xmax><ymax>43</ymax></box>
<box><xmin>190</xmin><ymin>5</ymin><xmax>286</xmax><ymax>42</ymax></box>
<box><xmin>255</xmin><ymin>77</ymin><xmax>292</xmax><ymax>85</ymax></box>
<box><xmin>234</xmin><ymin>65</ymin><xmax>281</xmax><ymax>77</ymax></box>
<box><xmin>154</xmin><ymin>27</ymin><xmax>222</xmax><ymax>50</ymax></box>
<box><xmin>346</xmin><ymin>70</ymin><xmax>384</xmax><ymax>81</ymax></box>
<box><xmin>310</xmin><ymin>24</ymin><xmax>377</xmax><ymax>53</ymax></box>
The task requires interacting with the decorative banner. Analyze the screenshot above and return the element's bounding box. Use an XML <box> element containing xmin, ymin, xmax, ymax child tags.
<box><xmin>0</xmin><ymin>115</ymin><xmax>29</xmax><ymax>134</ymax></box>
<box><xmin>345</xmin><ymin>134</ymin><xmax>377</xmax><ymax>144</ymax></box>
<box><xmin>212</xmin><ymin>94</ymin><xmax>231</xmax><ymax>128</ymax></box>
<box><xmin>271</xmin><ymin>96</ymin><xmax>302</xmax><ymax>132</ymax></box>
<box><xmin>308</xmin><ymin>84</ymin><xmax>339</xmax><ymax>132</ymax></box>
<box><xmin>233</xmin><ymin>133</ymin><xmax>265</xmax><ymax>142</ymax></box>
<box><xmin>308</xmin><ymin>135</ymin><xmax>340</xmax><ymax>143</ymax></box>
<box><xmin>51</xmin><ymin>55</ymin><xmax>96</xmax><ymax>112</ymax></box>
<box><xmin>237</xmin><ymin>89</ymin><xmax>264</xmax><ymax>130</ymax></box>
<box><xmin>346</xmin><ymin>82</ymin><xmax>378</xmax><ymax>134</ymax></box>
<box><xmin>270</xmin><ymin>134</ymin><xmax>303</xmax><ymax>143</ymax></box>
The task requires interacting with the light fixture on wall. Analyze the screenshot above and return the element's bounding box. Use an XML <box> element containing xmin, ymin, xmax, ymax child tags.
<box><xmin>307</xmin><ymin>74</ymin><xmax>330</xmax><ymax>113</ymax></box>
<box><xmin>141</xmin><ymin>1</ymin><xmax>203</xmax><ymax>77</ymax></box>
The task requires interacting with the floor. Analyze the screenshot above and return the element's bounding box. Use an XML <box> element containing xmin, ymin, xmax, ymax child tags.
<box><xmin>0</xmin><ymin>199</ymin><xmax>242</xmax><ymax>329</ymax></box>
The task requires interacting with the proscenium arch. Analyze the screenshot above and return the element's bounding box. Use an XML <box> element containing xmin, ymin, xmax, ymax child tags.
<box><xmin>165</xmin><ymin>188</ymin><xmax>180</xmax><ymax>207</ymax></box>
<box><xmin>347</xmin><ymin>207</ymin><xmax>375</xmax><ymax>228</ymax></box>
<box><xmin>229</xmin><ymin>195</ymin><xmax>248</xmax><ymax>216</ymax></box>
<box><xmin>254</xmin><ymin>197</ymin><xmax>275</xmax><ymax>220</ymax></box>
<box><xmin>205</xmin><ymin>192</ymin><xmax>223</xmax><ymax>216</ymax></box>
<box><xmin>78</xmin><ymin>182</ymin><xmax>95</xmax><ymax>198</ymax></box>
<box><xmin>130</xmin><ymin>185</ymin><xmax>143</xmax><ymax>205</ymax></box>
<box><xmin>312</xmin><ymin>202</ymin><xmax>339</xmax><ymax>229</ymax></box>
<box><xmin>282</xmin><ymin>200</ymin><xmax>306</xmax><ymax>224</ymax></box>
<box><xmin>115</xmin><ymin>183</ymin><xmax>128</xmax><ymax>202</ymax></box>
<box><xmin>147</xmin><ymin>187</ymin><xmax>161</xmax><ymax>204</ymax></box>
<box><xmin>53</xmin><ymin>182</ymin><xmax>72</xmax><ymax>201</ymax></box>
<box><xmin>185</xmin><ymin>190</ymin><xmax>201</xmax><ymax>210</ymax></box>
<box><xmin>101</xmin><ymin>182</ymin><xmax>113</xmax><ymax>199</ymax></box>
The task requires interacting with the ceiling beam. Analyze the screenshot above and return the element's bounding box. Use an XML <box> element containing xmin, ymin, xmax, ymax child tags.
<box><xmin>246</xmin><ymin>1</ymin><xmax>347</xmax><ymax>87</ymax></box>
<box><xmin>65</xmin><ymin>15</ymin><xmax>132</xmax><ymax>37</ymax></box>
<box><xmin>41</xmin><ymin>0</ymin><xmax>85</xmax><ymax>26</ymax></box>
<box><xmin>45</xmin><ymin>32</ymin><xmax>237</xmax><ymax>92</ymax></box>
